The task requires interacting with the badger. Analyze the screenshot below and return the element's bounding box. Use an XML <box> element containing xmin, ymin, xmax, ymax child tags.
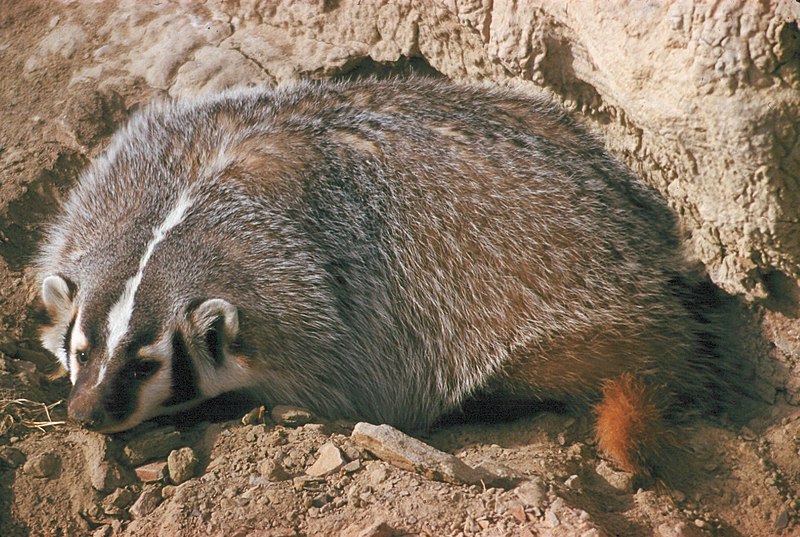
<box><xmin>36</xmin><ymin>77</ymin><xmax>722</xmax><ymax>474</ymax></box>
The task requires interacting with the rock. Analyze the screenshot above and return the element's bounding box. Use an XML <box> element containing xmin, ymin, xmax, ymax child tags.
<box><xmin>351</xmin><ymin>422</ymin><xmax>493</xmax><ymax>485</ymax></box>
<box><xmin>473</xmin><ymin>460</ymin><xmax>523</xmax><ymax>488</ymax></box>
<box><xmin>135</xmin><ymin>461</ymin><xmax>168</xmax><ymax>483</ymax></box>
<box><xmin>168</xmin><ymin>447</ymin><xmax>199</xmax><ymax>485</ymax></box>
<box><xmin>259</xmin><ymin>459</ymin><xmax>290</xmax><ymax>481</ymax></box>
<box><xmin>122</xmin><ymin>426</ymin><xmax>183</xmax><ymax>466</ymax></box>
<box><xmin>775</xmin><ymin>508</ymin><xmax>789</xmax><ymax>533</ymax></box>
<box><xmin>341</xmin><ymin>520</ymin><xmax>394</xmax><ymax>537</ymax></box>
<box><xmin>102</xmin><ymin>487</ymin><xmax>135</xmax><ymax>515</ymax></box>
<box><xmin>129</xmin><ymin>485</ymin><xmax>162</xmax><ymax>518</ymax></box>
<box><xmin>69</xmin><ymin>431</ymin><xmax>130</xmax><ymax>492</ymax></box>
<box><xmin>342</xmin><ymin>459</ymin><xmax>361</xmax><ymax>473</ymax></box>
<box><xmin>270</xmin><ymin>405</ymin><xmax>313</xmax><ymax>427</ymax></box>
<box><xmin>0</xmin><ymin>446</ymin><xmax>26</xmax><ymax>468</ymax></box>
<box><xmin>514</xmin><ymin>478</ymin><xmax>548</xmax><ymax>509</ymax></box>
<box><xmin>595</xmin><ymin>460</ymin><xmax>635</xmax><ymax>492</ymax></box>
<box><xmin>22</xmin><ymin>452</ymin><xmax>58</xmax><ymax>478</ymax></box>
<box><xmin>306</xmin><ymin>442</ymin><xmax>346</xmax><ymax>477</ymax></box>
<box><xmin>655</xmin><ymin>521</ymin><xmax>705</xmax><ymax>537</ymax></box>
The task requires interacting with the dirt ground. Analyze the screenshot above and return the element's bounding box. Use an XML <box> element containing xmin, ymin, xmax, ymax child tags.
<box><xmin>1</xmin><ymin>3</ymin><xmax>799</xmax><ymax>536</ymax></box>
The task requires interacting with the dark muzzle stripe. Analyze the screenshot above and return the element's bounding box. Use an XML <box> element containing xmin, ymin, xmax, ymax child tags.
<box><xmin>165</xmin><ymin>331</ymin><xmax>199</xmax><ymax>406</ymax></box>
<box><xmin>63</xmin><ymin>315</ymin><xmax>76</xmax><ymax>372</ymax></box>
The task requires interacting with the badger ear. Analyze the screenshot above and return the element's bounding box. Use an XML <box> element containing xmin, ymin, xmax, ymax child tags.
<box><xmin>190</xmin><ymin>298</ymin><xmax>239</xmax><ymax>365</ymax></box>
<box><xmin>41</xmin><ymin>275</ymin><xmax>75</xmax><ymax>317</ymax></box>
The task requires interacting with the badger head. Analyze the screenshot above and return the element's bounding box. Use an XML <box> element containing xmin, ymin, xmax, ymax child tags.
<box><xmin>39</xmin><ymin>269</ymin><xmax>252</xmax><ymax>432</ymax></box>
<box><xmin>36</xmin><ymin>175</ymin><xmax>260</xmax><ymax>433</ymax></box>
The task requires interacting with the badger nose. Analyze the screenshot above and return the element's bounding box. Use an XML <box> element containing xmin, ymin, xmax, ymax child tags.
<box><xmin>67</xmin><ymin>398</ymin><xmax>107</xmax><ymax>430</ymax></box>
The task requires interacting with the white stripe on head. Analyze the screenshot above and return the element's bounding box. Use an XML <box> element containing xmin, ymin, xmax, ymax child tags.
<box><xmin>106</xmin><ymin>191</ymin><xmax>194</xmax><ymax>358</ymax></box>
<box><xmin>70</xmin><ymin>309</ymin><xmax>89</xmax><ymax>385</ymax></box>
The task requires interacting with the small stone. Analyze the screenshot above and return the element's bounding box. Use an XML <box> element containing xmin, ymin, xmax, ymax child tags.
<box><xmin>343</xmin><ymin>459</ymin><xmax>361</xmax><ymax>473</ymax></box>
<box><xmin>271</xmin><ymin>405</ymin><xmax>313</xmax><ymax>427</ymax></box>
<box><xmin>102</xmin><ymin>488</ymin><xmax>135</xmax><ymax>515</ymax></box>
<box><xmin>135</xmin><ymin>461</ymin><xmax>168</xmax><ymax>482</ymax></box>
<box><xmin>595</xmin><ymin>460</ymin><xmax>635</xmax><ymax>492</ymax></box>
<box><xmin>306</xmin><ymin>442</ymin><xmax>346</xmax><ymax>477</ymax></box>
<box><xmin>168</xmin><ymin>447</ymin><xmax>199</xmax><ymax>485</ymax></box>
<box><xmin>368</xmin><ymin>466</ymin><xmax>389</xmax><ymax>485</ymax></box>
<box><xmin>242</xmin><ymin>405</ymin><xmax>266</xmax><ymax>425</ymax></box>
<box><xmin>775</xmin><ymin>508</ymin><xmax>789</xmax><ymax>533</ymax></box>
<box><xmin>129</xmin><ymin>485</ymin><xmax>162</xmax><ymax>518</ymax></box>
<box><xmin>0</xmin><ymin>446</ymin><xmax>26</xmax><ymax>468</ymax></box>
<box><xmin>259</xmin><ymin>459</ymin><xmax>290</xmax><ymax>481</ymax></box>
<box><xmin>92</xmin><ymin>526</ymin><xmax>112</xmax><ymax>537</ymax></box>
<box><xmin>161</xmin><ymin>485</ymin><xmax>177</xmax><ymax>499</ymax></box>
<box><xmin>351</xmin><ymin>422</ymin><xmax>492</xmax><ymax>484</ymax></box>
<box><xmin>514</xmin><ymin>478</ymin><xmax>547</xmax><ymax>509</ymax></box>
<box><xmin>122</xmin><ymin>426</ymin><xmax>183</xmax><ymax>466</ymax></box>
<box><xmin>545</xmin><ymin>509</ymin><xmax>560</xmax><ymax>527</ymax></box>
<box><xmin>564</xmin><ymin>474</ymin><xmax>580</xmax><ymax>489</ymax></box>
<box><xmin>22</xmin><ymin>451</ymin><xmax>58</xmax><ymax>478</ymax></box>
<box><xmin>473</xmin><ymin>460</ymin><xmax>523</xmax><ymax>488</ymax></box>
<box><xmin>655</xmin><ymin>521</ymin><xmax>704</xmax><ymax>537</ymax></box>
<box><xmin>341</xmin><ymin>520</ymin><xmax>394</xmax><ymax>537</ymax></box>
<box><xmin>508</xmin><ymin>502</ymin><xmax>527</xmax><ymax>523</ymax></box>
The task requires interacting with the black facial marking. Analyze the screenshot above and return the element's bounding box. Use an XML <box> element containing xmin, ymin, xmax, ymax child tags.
<box><xmin>103</xmin><ymin>354</ymin><xmax>161</xmax><ymax>423</ymax></box>
<box><xmin>104</xmin><ymin>369</ymin><xmax>139</xmax><ymax>422</ymax></box>
<box><xmin>63</xmin><ymin>315</ymin><xmax>76</xmax><ymax>372</ymax></box>
<box><xmin>165</xmin><ymin>331</ymin><xmax>199</xmax><ymax>407</ymax></box>
<box><xmin>205</xmin><ymin>317</ymin><xmax>226</xmax><ymax>367</ymax></box>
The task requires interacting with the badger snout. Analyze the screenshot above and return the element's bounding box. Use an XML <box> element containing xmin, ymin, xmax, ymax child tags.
<box><xmin>67</xmin><ymin>387</ymin><xmax>109</xmax><ymax>431</ymax></box>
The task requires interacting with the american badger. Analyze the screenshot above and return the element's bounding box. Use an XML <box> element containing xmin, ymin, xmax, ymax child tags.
<box><xmin>37</xmin><ymin>78</ymin><xmax>720</xmax><ymax>474</ymax></box>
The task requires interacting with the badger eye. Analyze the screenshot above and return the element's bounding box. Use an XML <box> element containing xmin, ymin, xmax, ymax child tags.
<box><xmin>76</xmin><ymin>350</ymin><xmax>89</xmax><ymax>365</ymax></box>
<box><xmin>128</xmin><ymin>360</ymin><xmax>160</xmax><ymax>381</ymax></box>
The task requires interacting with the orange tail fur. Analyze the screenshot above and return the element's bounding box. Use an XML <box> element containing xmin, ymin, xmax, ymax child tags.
<box><xmin>594</xmin><ymin>373</ymin><xmax>676</xmax><ymax>475</ymax></box>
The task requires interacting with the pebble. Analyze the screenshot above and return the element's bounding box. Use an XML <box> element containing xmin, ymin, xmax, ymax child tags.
<box><xmin>351</xmin><ymin>422</ymin><xmax>494</xmax><ymax>485</ymax></box>
<box><xmin>595</xmin><ymin>460</ymin><xmax>634</xmax><ymax>492</ymax></box>
<box><xmin>343</xmin><ymin>459</ymin><xmax>362</xmax><ymax>473</ymax></box>
<box><xmin>123</xmin><ymin>426</ymin><xmax>183</xmax><ymax>466</ymax></box>
<box><xmin>135</xmin><ymin>461</ymin><xmax>168</xmax><ymax>482</ymax></box>
<box><xmin>271</xmin><ymin>405</ymin><xmax>313</xmax><ymax>427</ymax></box>
<box><xmin>102</xmin><ymin>488</ymin><xmax>135</xmax><ymax>515</ymax></box>
<box><xmin>306</xmin><ymin>442</ymin><xmax>346</xmax><ymax>477</ymax></box>
<box><xmin>259</xmin><ymin>459</ymin><xmax>290</xmax><ymax>481</ymax></box>
<box><xmin>514</xmin><ymin>478</ymin><xmax>547</xmax><ymax>509</ymax></box>
<box><xmin>368</xmin><ymin>466</ymin><xmax>389</xmax><ymax>485</ymax></box>
<box><xmin>775</xmin><ymin>508</ymin><xmax>789</xmax><ymax>533</ymax></box>
<box><xmin>129</xmin><ymin>485</ymin><xmax>162</xmax><ymax>518</ymax></box>
<box><xmin>22</xmin><ymin>451</ymin><xmax>58</xmax><ymax>478</ymax></box>
<box><xmin>168</xmin><ymin>447</ymin><xmax>199</xmax><ymax>485</ymax></box>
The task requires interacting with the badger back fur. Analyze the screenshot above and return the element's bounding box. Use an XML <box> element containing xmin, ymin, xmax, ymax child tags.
<box><xmin>37</xmin><ymin>78</ymin><xmax>717</xmax><ymax>468</ymax></box>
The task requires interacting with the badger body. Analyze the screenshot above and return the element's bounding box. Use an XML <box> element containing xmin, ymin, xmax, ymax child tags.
<box><xmin>38</xmin><ymin>78</ymin><xmax>717</xmax><ymax>473</ymax></box>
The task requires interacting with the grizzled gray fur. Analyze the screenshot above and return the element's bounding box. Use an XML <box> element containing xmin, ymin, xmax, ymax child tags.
<box><xmin>37</xmin><ymin>78</ymin><xmax>715</xmax><ymax>437</ymax></box>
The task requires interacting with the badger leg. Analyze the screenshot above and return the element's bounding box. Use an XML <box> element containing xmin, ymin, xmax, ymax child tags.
<box><xmin>594</xmin><ymin>373</ymin><xmax>677</xmax><ymax>475</ymax></box>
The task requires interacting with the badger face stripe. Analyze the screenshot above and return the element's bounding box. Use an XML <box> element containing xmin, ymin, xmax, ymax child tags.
<box><xmin>62</xmin><ymin>315</ymin><xmax>76</xmax><ymax>372</ymax></box>
<box><xmin>165</xmin><ymin>331</ymin><xmax>199</xmax><ymax>406</ymax></box>
<box><xmin>69</xmin><ymin>309</ymin><xmax>90</xmax><ymax>385</ymax></box>
<box><xmin>105</xmin><ymin>190</ymin><xmax>194</xmax><ymax>359</ymax></box>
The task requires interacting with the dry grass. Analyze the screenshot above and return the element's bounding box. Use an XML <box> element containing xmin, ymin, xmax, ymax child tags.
<box><xmin>0</xmin><ymin>397</ymin><xmax>65</xmax><ymax>434</ymax></box>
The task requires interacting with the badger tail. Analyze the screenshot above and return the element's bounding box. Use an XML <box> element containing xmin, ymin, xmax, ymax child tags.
<box><xmin>594</xmin><ymin>373</ymin><xmax>678</xmax><ymax>475</ymax></box>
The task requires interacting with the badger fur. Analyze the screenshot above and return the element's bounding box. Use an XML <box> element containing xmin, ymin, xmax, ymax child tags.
<box><xmin>37</xmin><ymin>78</ymin><xmax>720</xmax><ymax>473</ymax></box>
